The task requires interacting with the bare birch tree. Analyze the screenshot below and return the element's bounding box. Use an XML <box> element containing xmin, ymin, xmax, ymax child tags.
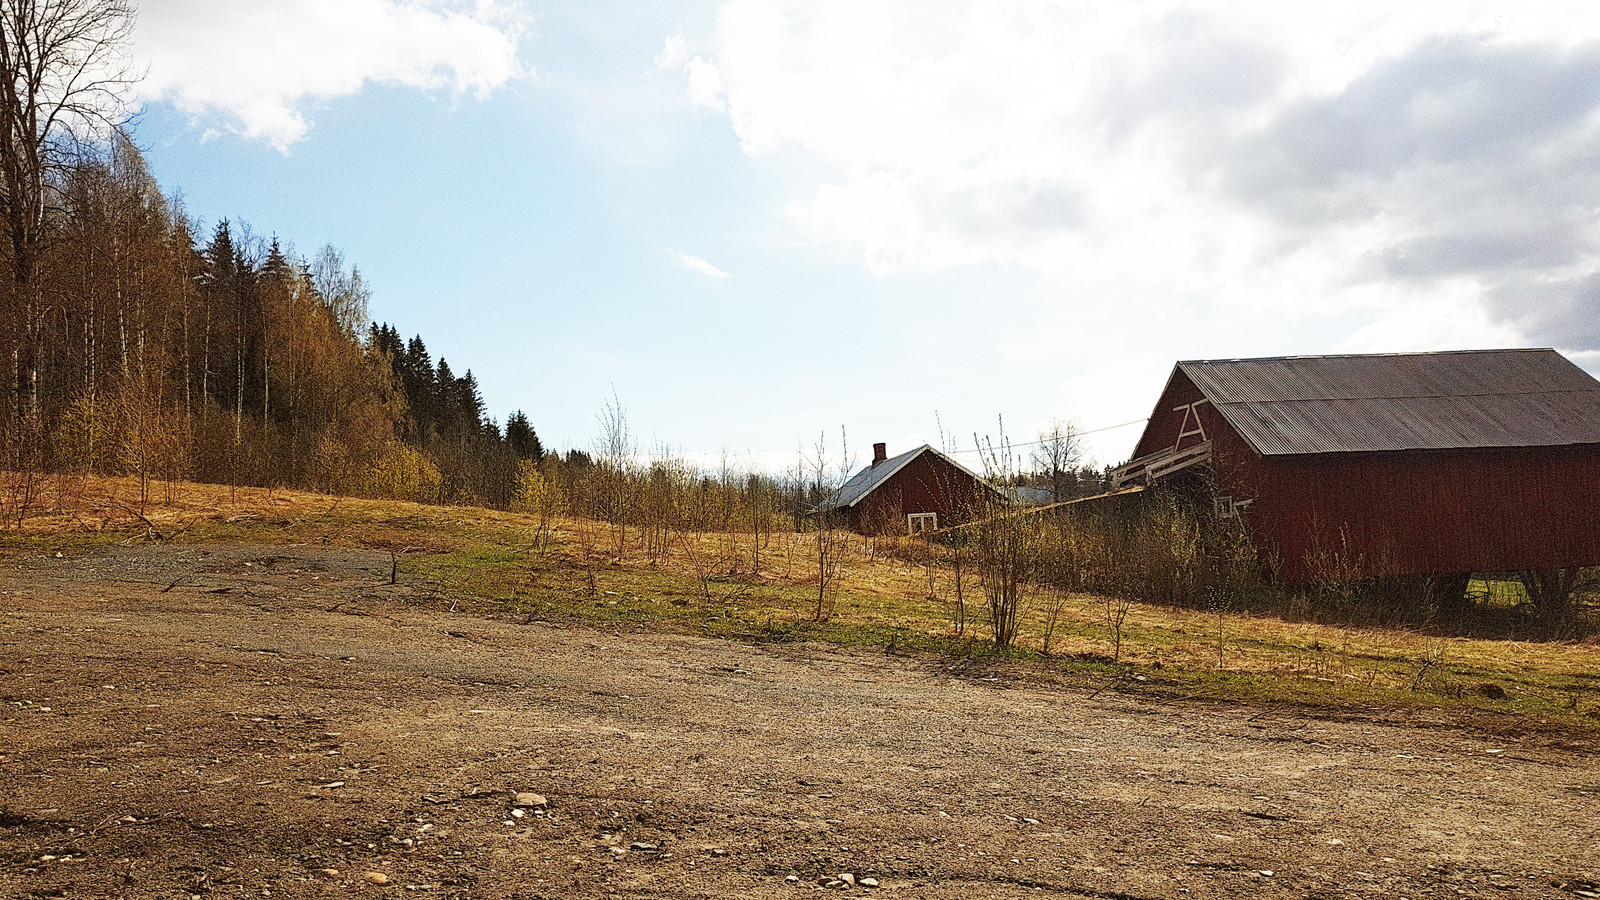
<box><xmin>1031</xmin><ymin>418</ymin><xmax>1083</xmax><ymax>503</ymax></box>
<box><xmin>311</xmin><ymin>243</ymin><xmax>371</xmax><ymax>337</ymax></box>
<box><xmin>0</xmin><ymin>0</ymin><xmax>134</xmax><ymax>440</ymax></box>
<box><xmin>592</xmin><ymin>389</ymin><xmax>636</xmax><ymax>554</ymax></box>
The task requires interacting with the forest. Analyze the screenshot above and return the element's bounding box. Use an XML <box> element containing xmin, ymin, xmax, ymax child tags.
<box><xmin>0</xmin><ymin>130</ymin><xmax>550</xmax><ymax>507</ymax></box>
<box><xmin>0</xmin><ymin>0</ymin><xmax>1123</xmax><ymax>522</ymax></box>
<box><xmin>0</xmin><ymin>0</ymin><xmax>552</xmax><ymax>510</ymax></box>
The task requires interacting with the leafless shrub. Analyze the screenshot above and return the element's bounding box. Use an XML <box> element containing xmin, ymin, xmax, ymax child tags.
<box><xmin>638</xmin><ymin>445</ymin><xmax>687</xmax><ymax>565</ymax></box>
<box><xmin>746</xmin><ymin>466</ymin><xmax>774</xmax><ymax>576</ymax></box>
<box><xmin>0</xmin><ymin>469</ymin><xmax>48</xmax><ymax>530</ymax></box>
<box><xmin>511</xmin><ymin>458</ymin><xmax>564</xmax><ymax>556</ymax></box>
<box><xmin>807</xmin><ymin>435</ymin><xmax>852</xmax><ymax>623</ymax></box>
<box><xmin>1039</xmin><ymin>583</ymin><xmax>1073</xmax><ymax>656</ymax></box>
<box><xmin>1102</xmin><ymin>590</ymin><xmax>1135</xmax><ymax>662</ymax></box>
<box><xmin>948</xmin><ymin>532</ymin><xmax>972</xmax><ymax>636</ymax></box>
<box><xmin>592</xmin><ymin>390</ymin><xmax>637</xmax><ymax>555</ymax></box>
<box><xmin>679</xmin><ymin>531</ymin><xmax>713</xmax><ymax>602</ymax></box>
<box><xmin>972</xmin><ymin>424</ymin><xmax>1039</xmax><ymax>649</ymax></box>
<box><xmin>1024</xmin><ymin>484</ymin><xmax>1265</xmax><ymax>658</ymax></box>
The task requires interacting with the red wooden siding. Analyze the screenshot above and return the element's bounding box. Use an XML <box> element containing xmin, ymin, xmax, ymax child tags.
<box><xmin>1136</xmin><ymin>369</ymin><xmax>1600</xmax><ymax>580</ymax></box>
<box><xmin>1245</xmin><ymin>446</ymin><xmax>1600</xmax><ymax>580</ymax></box>
<box><xmin>848</xmin><ymin>452</ymin><xmax>991</xmax><ymax>534</ymax></box>
<box><xmin>1132</xmin><ymin>370</ymin><xmax>1216</xmax><ymax>459</ymax></box>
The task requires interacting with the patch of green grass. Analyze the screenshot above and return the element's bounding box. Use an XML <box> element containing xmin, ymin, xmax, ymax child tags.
<box><xmin>0</xmin><ymin>529</ymin><xmax>136</xmax><ymax>555</ymax></box>
<box><xmin>9</xmin><ymin>486</ymin><xmax>1597</xmax><ymax>735</ymax></box>
<box><xmin>1470</xmin><ymin>577</ymin><xmax>1528</xmax><ymax>609</ymax></box>
<box><xmin>388</xmin><ymin>539</ymin><xmax>1596</xmax><ymax>731</ymax></box>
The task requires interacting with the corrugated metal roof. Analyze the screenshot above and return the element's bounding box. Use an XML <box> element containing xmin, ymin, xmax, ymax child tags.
<box><xmin>815</xmin><ymin>444</ymin><xmax>993</xmax><ymax>511</ymax></box>
<box><xmin>1005</xmin><ymin>486</ymin><xmax>1056</xmax><ymax>506</ymax></box>
<box><xmin>1179</xmin><ymin>349</ymin><xmax>1600</xmax><ymax>455</ymax></box>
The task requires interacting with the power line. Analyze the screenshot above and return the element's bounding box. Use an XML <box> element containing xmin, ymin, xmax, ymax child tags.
<box><xmin>648</xmin><ymin>416</ymin><xmax>1153</xmax><ymax>469</ymax></box>
<box><xmin>943</xmin><ymin>417</ymin><xmax>1150</xmax><ymax>455</ymax></box>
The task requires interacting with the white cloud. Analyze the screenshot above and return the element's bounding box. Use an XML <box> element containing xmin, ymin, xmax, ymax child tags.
<box><xmin>655</xmin><ymin>29</ymin><xmax>691</xmax><ymax>70</ymax></box>
<box><xmin>136</xmin><ymin>0</ymin><xmax>529</xmax><ymax>149</ymax></box>
<box><xmin>672</xmin><ymin>250</ymin><xmax>733</xmax><ymax>278</ymax></box>
<box><xmin>671</xmin><ymin>0</ymin><xmax>1600</xmax><ymax>352</ymax></box>
<box><xmin>654</xmin><ymin>26</ymin><xmax>726</xmax><ymax>111</ymax></box>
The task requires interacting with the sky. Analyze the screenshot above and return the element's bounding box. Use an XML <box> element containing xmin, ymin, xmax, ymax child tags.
<box><xmin>128</xmin><ymin>0</ymin><xmax>1600</xmax><ymax>472</ymax></box>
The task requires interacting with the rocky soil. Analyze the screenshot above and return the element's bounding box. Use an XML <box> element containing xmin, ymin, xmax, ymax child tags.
<box><xmin>1</xmin><ymin>543</ymin><xmax>1596</xmax><ymax>899</ymax></box>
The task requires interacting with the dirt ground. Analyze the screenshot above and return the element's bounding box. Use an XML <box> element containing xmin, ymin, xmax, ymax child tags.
<box><xmin>0</xmin><ymin>543</ymin><xmax>1596</xmax><ymax>900</ymax></box>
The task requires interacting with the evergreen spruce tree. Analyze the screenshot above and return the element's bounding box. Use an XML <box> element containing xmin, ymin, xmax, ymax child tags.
<box><xmin>505</xmin><ymin>411</ymin><xmax>544</xmax><ymax>461</ymax></box>
<box><xmin>434</xmin><ymin>357</ymin><xmax>457</xmax><ymax>440</ymax></box>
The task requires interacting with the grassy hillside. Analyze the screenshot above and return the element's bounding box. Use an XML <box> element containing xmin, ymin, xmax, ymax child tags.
<box><xmin>6</xmin><ymin>475</ymin><xmax>1598</xmax><ymax>735</ymax></box>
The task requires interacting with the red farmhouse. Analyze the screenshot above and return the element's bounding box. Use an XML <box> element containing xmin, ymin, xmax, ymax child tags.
<box><xmin>818</xmin><ymin>443</ymin><xmax>999</xmax><ymax>534</ymax></box>
<box><xmin>1111</xmin><ymin>349</ymin><xmax>1600</xmax><ymax>581</ymax></box>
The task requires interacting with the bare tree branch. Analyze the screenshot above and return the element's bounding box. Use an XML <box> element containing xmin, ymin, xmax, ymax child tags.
<box><xmin>1030</xmin><ymin>418</ymin><xmax>1083</xmax><ymax>503</ymax></box>
<box><xmin>0</xmin><ymin>0</ymin><xmax>135</xmax><ymax>432</ymax></box>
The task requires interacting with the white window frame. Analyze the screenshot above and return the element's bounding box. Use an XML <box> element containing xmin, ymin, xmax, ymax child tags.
<box><xmin>907</xmin><ymin>512</ymin><xmax>938</xmax><ymax>534</ymax></box>
<box><xmin>1214</xmin><ymin>495</ymin><xmax>1254</xmax><ymax>519</ymax></box>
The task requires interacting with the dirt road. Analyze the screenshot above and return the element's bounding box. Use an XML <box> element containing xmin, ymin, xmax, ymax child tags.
<box><xmin>1</xmin><ymin>544</ymin><xmax>1595</xmax><ymax>899</ymax></box>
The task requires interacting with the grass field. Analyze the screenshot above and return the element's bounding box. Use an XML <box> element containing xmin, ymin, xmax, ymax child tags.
<box><xmin>7</xmin><ymin>474</ymin><xmax>1599</xmax><ymax>735</ymax></box>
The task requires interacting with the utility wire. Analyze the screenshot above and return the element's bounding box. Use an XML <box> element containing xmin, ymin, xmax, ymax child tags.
<box><xmin>599</xmin><ymin>416</ymin><xmax>1153</xmax><ymax>469</ymax></box>
<box><xmin>943</xmin><ymin>416</ymin><xmax>1150</xmax><ymax>456</ymax></box>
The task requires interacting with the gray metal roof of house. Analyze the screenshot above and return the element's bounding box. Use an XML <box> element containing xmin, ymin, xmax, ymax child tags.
<box><xmin>1176</xmin><ymin>349</ymin><xmax>1600</xmax><ymax>455</ymax></box>
<box><xmin>1005</xmin><ymin>485</ymin><xmax>1057</xmax><ymax>507</ymax></box>
<box><xmin>816</xmin><ymin>444</ymin><xmax>992</xmax><ymax>511</ymax></box>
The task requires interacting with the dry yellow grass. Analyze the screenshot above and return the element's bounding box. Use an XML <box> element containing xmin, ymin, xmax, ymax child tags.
<box><xmin>6</xmin><ymin>474</ymin><xmax>1597</xmax><ymax>725</ymax></box>
<box><xmin>534</xmin><ymin>514</ymin><xmax>1599</xmax><ymax>709</ymax></box>
<box><xmin>2</xmin><ymin>473</ymin><xmax>330</xmax><ymax>533</ymax></box>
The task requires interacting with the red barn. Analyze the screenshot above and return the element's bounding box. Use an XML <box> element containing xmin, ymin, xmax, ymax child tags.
<box><xmin>1111</xmin><ymin>349</ymin><xmax>1600</xmax><ymax>581</ymax></box>
<box><xmin>818</xmin><ymin>443</ymin><xmax>1001</xmax><ymax>534</ymax></box>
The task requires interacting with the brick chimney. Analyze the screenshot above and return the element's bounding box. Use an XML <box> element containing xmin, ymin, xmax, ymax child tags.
<box><xmin>872</xmin><ymin>442</ymin><xmax>887</xmax><ymax>465</ymax></box>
